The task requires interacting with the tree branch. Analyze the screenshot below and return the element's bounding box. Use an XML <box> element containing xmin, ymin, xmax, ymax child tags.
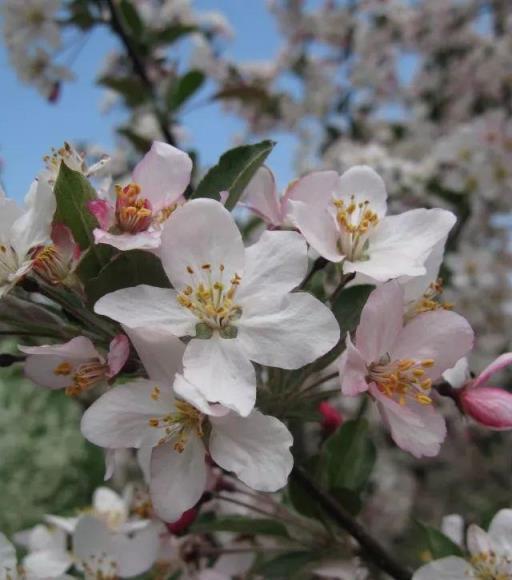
<box><xmin>291</xmin><ymin>466</ymin><xmax>412</xmax><ymax>580</ymax></box>
<box><xmin>102</xmin><ymin>0</ymin><xmax>177</xmax><ymax>146</ymax></box>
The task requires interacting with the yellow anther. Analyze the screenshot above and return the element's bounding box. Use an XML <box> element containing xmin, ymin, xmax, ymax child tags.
<box><xmin>416</xmin><ymin>394</ymin><xmax>432</xmax><ymax>405</ymax></box>
<box><xmin>148</xmin><ymin>418</ymin><xmax>160</xmax><ymax>427</ymax></box>
<box><xmin>151</xmin><ymin>386</ymin><xmax>161</xmax><ymax>401</ymax></box>
<box><xmin>421</xmin><ymin>359</ymin><xmax>435</xmax><ymax>367</ymax></box>
<box><xmin>421</xmin><ymin>378</ymin><xmax>433</xmax><ymax>390</ymax></box>
<box><xmin>54</xmin><ymin>361</ymin><xmax>72</xmax><ymax>376</ymax></box>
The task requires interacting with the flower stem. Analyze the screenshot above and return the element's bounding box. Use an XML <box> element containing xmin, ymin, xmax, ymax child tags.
<box><xmin>291</xmin><ymin>466</ymin><xmax>412</xmax><ymax>580</ymax></box>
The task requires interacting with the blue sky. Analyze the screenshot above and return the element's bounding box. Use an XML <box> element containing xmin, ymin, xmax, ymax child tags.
<box><xmin>1</xmin><ymin>0</ymin><xmax>296</xmax><ymax>200</ymax></box>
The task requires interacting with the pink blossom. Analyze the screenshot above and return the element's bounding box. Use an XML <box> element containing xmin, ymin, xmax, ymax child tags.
<box><xmin>339</xmin><ymin>281</ymin><xmax>474</xmax><ymax>457</ymax></box>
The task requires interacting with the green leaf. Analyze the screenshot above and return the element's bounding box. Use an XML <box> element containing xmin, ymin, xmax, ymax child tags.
<box><xmin>214</xmin><ymin>85</ymin><xmax>270</xmax><ymax>104</ymax></box>
<box><xmin>117</xmin><ymin>128</ymin><xmax>152</xmax><ymax>153</ymax></box>
<box><xmin>84</xmin><ymin>250</ymin><xmax>170</xmax><ymax>304</ymax></box>
<box><xmin>98</xmin><ymin>76</ymin><xmax>148</xmax><ymax>107</ymax></box>
<box><xmin>190</xmin><ymin>516</ymin><xmax>289</xmax><ymax>538</ymax></box>
<box><xmin>192</xmin><ymin>140</ymin><xmax>275</xmax><ymax>210</ymax></box>
<box><xmin>152</xmin><ymin>24</ymin><xmax>197</xmax><ymax>46</ymax></box>
<box><xmin>417</xmin><ymin>522</ymin><xmax>464</xmax><ymax>559</ymax></box>
<box><xmin>254</xmin><ymin>552</ymin><xmax>315</xmax><ymax>578</ymax></box>
<box><xmin>332</xmin><ymin>284</ymin><xmax>374</xmax><ymax>337</ymax></box>
<box><xmin>119</xmin><ymin>0</ymin><xmax>144</xmax><ymax>37</ymax></box>
<box><xmin>323</xmin><ymin>419</ymin><xmax>376</xmax><ymax>493</ymax></box>
<box><xmin>166</xmin><ymin>70</ymin><xmax>205</xmax><ymax>112</ymax></box>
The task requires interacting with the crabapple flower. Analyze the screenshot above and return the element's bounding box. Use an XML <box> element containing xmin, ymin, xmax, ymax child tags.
<box><xmin>81</xmin><ymin>330</ymin><xmax>294</xmax><ymax>522</ymax></box>
<box><xmin>444</xmin><ymin>353</ymin><xmax>512</xmax><ymax>430</ymax></box>
<box><xmin>413</xmin><ymin>509</ymin><xmax>512</xmax><ymax>580</ymax></box>
<box><xmin>42</xmin><ymin>142</ymin><xmax>110</xmax><ymax>186</ymax></box>
<box><xmin>289</xmin><ymin>165</ymin><xmax>456</xmax><ymax>282</ymax></box>
<box><xmin>339</xmin><ymin>281</ymin><xmax>474</xmax><ymax>457</ymax></box>
<box><xmin>20</xmin><ymin>334</ymin><xmax>129</xmax><ymax>396</ymax></box>
<box><xmin>0</xmin><ymin>179</ymin><xmax>56</xmax><ymax>298</ymax></box>
<box><xmin>95</xmin><ymin>198</ymin><xmax>339</xmax><ymax>416</ymax></box>
<box><xmin>241</xmin><ymin>165</ymin><xmax>339</xmax><ymax>227</ymax></box>
<box><xmin>88</xmin><ymin>141</ymin><xmax>192</xmax><ymax>251</ymax></box>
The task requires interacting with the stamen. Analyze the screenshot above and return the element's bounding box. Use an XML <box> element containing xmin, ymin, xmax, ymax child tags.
<box><xmin>333</xmin><ymin>194</ymin><xmax>379</xmax><ymax>261</ymax></box>
<box><xmin>114</xmin><ymin>183</ymin><xmax>153</xmax><ymax>234</ymax></box>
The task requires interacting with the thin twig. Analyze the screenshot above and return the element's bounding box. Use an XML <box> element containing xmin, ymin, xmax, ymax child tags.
<box><xmin>300</xmin><ymin>371</ymin><xmax>339</xmax><ymax>396</ymax></box>
<box><xmin>291</xmin><ymin>466</ymin><xmax>412</xmax><ymax>580</ymax></box>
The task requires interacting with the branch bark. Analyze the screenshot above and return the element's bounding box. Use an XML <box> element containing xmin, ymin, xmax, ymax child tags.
<box><xmin>292</xmin><ymin>466</ymin><xmax>412</xmax><ymax>580</ymax></box>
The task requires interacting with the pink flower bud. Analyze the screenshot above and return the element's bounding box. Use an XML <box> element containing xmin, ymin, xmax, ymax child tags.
<box><xmin>166</xmin><ymin>505</ymin><xmax>198</xmax><ymax>535</ymax></box>
<box><xmin>319</xmin><ymin>401</ymin><xmax>343</xmax><ymax>435</ymax></box>
<box><xmin>459</xmin><ymin>386</ymin><xmax>512</xmax><ymax>430</ymax></box>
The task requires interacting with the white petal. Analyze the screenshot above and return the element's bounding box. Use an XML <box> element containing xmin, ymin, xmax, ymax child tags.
<box><xmin>0</xmin><ymin>198</ymin><xmax>23</xmax><ymax>243</ymax></box>
<box><xmin>339</xmin><ymin>334</ymin><xmax>369</xmax><ymax>396</ymax></box>
<box><xmin>0</xmin><ymin>533</ymin><xmax>17</xmax><ymax>571</ymax></box>
<box><xmin>400</xmin><ymin>238</ymin><xmax>446</xmax><ymax>305</ymax></box>
<box><xmin>160</xmin><ymin>199</ymin><xmax>245</xmax><ymax>290</ymax></box>
<box><xmin>467</xmin><ymin>525</ymin><xmax>492</xmax><ymax>557</ymax></box>
<box><xmin>150</xmin><ymin>435</ymin><xmax>207</xmax><ymax>522</ymax></box>
<box><xmin>27</xmin><ymin>524</ymin><xmax>67</xmax><ymax>552</ymax></box>
<box><xmin>93</xmin><ymin>488</ymin><xmax>128</xmax><ymax>525</ymax></box>
<box><xmin>283</xmin><ymin>170</ymin><xmax>340</xmax><ymax>208</ymax></box>
<box><xmin>72</xmin><ymin>516</ymin><xmax>117</xmax><ymax>572</ymax></box>
<box><xmin>125</xmin><ymin>326</ymin><xmax>185</xmax><ymax>382</ymax></box>
<box><xmin>44</xmin><ymin>515</ymin><xmax>78</xmax><ymax>535</ymax></box>
<box><xmin>132</xmin><ymin>141</ymin><xmax>192</xmax><ymax>207</ymax></box>
<box><xmin>441</xmin><ymin>514</ymin><xmax>465</xmax><ymax>548</ymax></box>
<box><xmin>210</xmin><ymin>410</ymin><xmax>293</xmax><ymax>492</ymax></box>
<box><xmin>183</xmin><ymin>336</ymin><xmax>256</xmax><ymax>417</ymax></box>
<box><xmin>488</xmin><ymin>509</ymin><xmax>512</xmax><ymax>555</ymax></box>
<box><xmin>111</xmin><ymin>523</ymin><xmax>161</xmax><ymax>577</ymax></box>
<box><xmin>442</xmin><ymin>358</ymin><xmax>470</xmax><ymax>389</ymax></box>
<box><xmin>240</xmin><ymin>166</ymin><xmax>281</xmax><ymax>225</ymax></box>
<box><xmin>24</xmin><ymin>550</ymin><xmax>73</xmax><ymax>577</ymax></box>
<box><xmin>337</xmin><ymin>165</ymin><xmax>387</xmax><ymax>218</ymax></box>
<box><xmin>412</xmin><ymin>557</ymin><xmax>474</xmax><ymax>580</ymax></box>
<box><xmin>93</xmin><ymin>229</ymin><xmax>161</xmax><ymax>251</ymax></box>
<box><xmin>173</xmin><ymin>374</ymin><xmax>230</xmax><ymax>417</ymax></box>
<box><xmin>81</xmin><ymin>379</ymin><xmax>175</xmax><ymax>448</ymax></box>
<box><xmin>237</xmin><ymin>292</ymin><xmax>340</xmax><ymax>369</ymax></box>
<box><xmin>237</xmin><ymin>230</ymin><xmax>308</xmax><ymax>302</ymax></box>
<box><xmin>95</xmin><ymin>285</ymin><xmax>196</xmax><ymax>336</ymax></box>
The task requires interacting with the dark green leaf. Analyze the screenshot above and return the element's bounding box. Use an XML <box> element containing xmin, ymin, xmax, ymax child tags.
<box><xmin>117</xmin><ymin>128</ymin><xmax>152</xmax><ymax>153</ymax></box>
<box><xmin>192</xmin><ymin>140</ymin><xmax>275</xmax><ymax>210</ymax></box>
<box><xmin>417</xmin><ymin>522</ymin><xmax>464</xmax><ymax>559</ymax></box>
<box><xmin>84</xmin><ymin>250</ymin><xmax>170</xmax><ymax>304</ymax></box>
<box><xmin>332</xmin><ymin>285</ymin><xmax>374</xmax><ymax>337</ymax></box>
<box><xmin>98</xmin><ymin>76</ymin><xmax>148</xmax><ymax>107</ymax></box>
<box><xmin>191</xmin><ymin>516</ymin><xmax>289</xmax><ymax>538</ymax></box>
<box><xmin>254</xmin><ymin>552</ymin><xmax>315</xmax><ymax>578</ymax></box>
<box><xmin>323</xmin><ymin>419</ymin><xmax>376</xmax><ymax>492</ymax></box>
<box><xmin>119</xmin><ymin>0</ymin><xmax>144</xmax><ymax>37</ymax></box>
<box><xmin>214</xmin><ymin>85</ymin><xmax>270</xmax><ymax>104</ymax></box>
<box><xmin>166</xmin><ymin>70</ymin><xmax>205</xmax><ymax>112</ymax></box>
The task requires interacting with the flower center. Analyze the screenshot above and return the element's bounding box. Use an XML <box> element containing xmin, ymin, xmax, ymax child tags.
<box><xmin>413</xmin><ymin>279</ymin><xmax>454</xmax><ymax>317</ymax></box>
<box><xmin>31</xmin><ymin>244</ymin><xmax>71</xmax><ymax>285</ymax></box>
<box><xmin>471</xmin><ymin>550</ymin><xmax>512</xmax><ymax>580</ymax></box>
<box><xmin>0</xmin><ymin>244</ymin><xmax>20</xmax><ymax>285</ymax></box>
<box><xmin>115</xmin><ymin>183</ymin><xmax>153</xmax><ymax>234</ymax></box>
<box><xmin>82</xmin><ymin>555</ymin><xmax>119</xmax><ymax>580</ymax></box>
<box><xmin>148</xmin><ymin>392</ymin><xmax>205</xmax><ymax>453</ymax></box>
<box><xmin>368</xmin><ymin>356</ymin><xmax>435</xmax><ymax>406</ymax></box>
<box><xmin>53</xmin><ymin>360</ymin><xmax>109</xmax><ymax>397</ymax></box>
<box><xmin>333</xmin><ymin>195</ymin><xmax>379</xmax><ymax>261</ymax></box>
<box><xmin>177</xmin><ymin>264</ymin><xmax>242</xmax><ymax>337</ymax></box>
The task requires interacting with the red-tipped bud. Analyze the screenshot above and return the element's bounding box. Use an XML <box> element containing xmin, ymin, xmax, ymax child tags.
<box><xmin>319</xmin><ymin>401</ymin><xmax>343</xmax><ymax>435</ymax></box>
<box><xmin>459</xmin><ymin>386</ymin><xmax>512</xmax><ymax>431</ymax></box>
<box><xmin>166</xmin><ymin>506</ymin><xmax>198</xmax><ymax>535</ymax></box>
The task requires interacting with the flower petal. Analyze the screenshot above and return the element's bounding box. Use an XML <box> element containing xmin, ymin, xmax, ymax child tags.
<box><xmin>237</xmin><ymin>292</ymin><xmax>340</xmax><ymax>369</ymax></box>
<box><xmin>412</xmin><ymin>557</ymin><xmax>473</xmax><ymax>580</ymax></box>
<box><xmin>370</xmin><ymin>384</ymin><xmax>447</xmax><ymax>458</ymax></box>
<box><xmin>0</xmin><ymin>533</ymin><xmax>17</xmax><ymax>571</ymax></box>
<box><xmin>240</xmin><ymin>166</ymin><xmax>281</xmax><ymax>225</ymax></box>
<box><xmin>488</xmin><ymin>509</ymin><xmax>512</xmax><ymax>555</ymax></box>
<box><xmin>150</xmin><ymin>435</ymin><xmax>207</xmax><ymax>522</ymax></box>
<box><xmin>460</xmin><ymin>386</ymin><xmax>512</xmax><ymax>431</ymax></box>
<box><xmin>283</xmin><ymin>170</ymin><xmax>340</xmax><ymax>216</ymax></box>
<box><xmin>132</xmin><ymin>141</ymin><xmax>193</xmax><ymax>207</ymax></box>
<box><xmin>337</xmin><ymin>165</ymin><xmax>387</xmax><ymax>218</ymax></box>
<box><xmin>472</xmin><ymin>352</ymin><xmax>512</xmax><ymax>389</ymax></box>
<box><xmin>106</xmin><ymin>334</ymin><xmax>130</xmax><ymax>378</ymax></box>
<box><xmin>173</xmin><ymin>374</ymin><xmax>230</xmax><ymax>417</ymax></box>
<box><xmin>95</xmin><ymin>285</ymin><xmax>196</xmax><ymax>336</ymax></box>
<box><xmin>442</xmin><ymin>358</ymin><xmax>471</xmax><ymax>389</ymax></box>
<box><xmin>24</xmin><ymin>549</ymin><xmax>73</xmax><ymax>577</ymax></box>
<box><xmin>339</xmin><ymin>333</ymin><xmax>369</xmax><ymax>396</ymax></box>
<box><xmin>467</xmin><ymin>524</ymin><xmax>492</xmax><ymax>557</ymax></box>
<box><xmin>93</xmin><ymin>228</ymin><xmax>162</xmax><ymax>251</ymax></box>
<box><xmin>110</xmin><ymin>523</ymin><xmax>161</xmax><ymax>577</ymax></box>
<box><xmin>209</xmin><ymin>410</ymin><xmax>293</xmax><ymax>492</ymax></box>
<box><xmin>182</xmin><ymin>336</ymin><xmax>256</xmax><ymax>417</ymax></box>
<box><xmin>237</xmin><ymin>230</ymin><xmax>308</xmax><ymax>302</ymax></box>
<box><xmin>81</xmin><ymin>379</ymin><xmax>175</xmax><ymax>449</ymax></box>
<box><xmin>355</xmin><ymin>281</ymin><xmax>403</xmax><ymax>363</ymax></box>
<box><xmin>391</xmin><ymin>310</ymin><xmax>474</xmax><ymax>381</ymax></box>
<box><xmin>160</xmin><ymin>199</ymin><xmax>245</xmax><ymax>290</ymax></box>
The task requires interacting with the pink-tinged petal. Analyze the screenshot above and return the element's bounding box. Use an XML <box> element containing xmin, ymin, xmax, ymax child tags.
<box><xmin>355</xmin><ymin>281</ymin><xmax>403</xmax><ymax>363</ymax></box>
<box><xmin>339</xmin><ymin>333</ymin><xmax>369</xmax><ymax>396</ymax></box>
<box><xmin>209</xmin><ymin>410</ymin><xmax>293</xmax><ymax>492</ymax></box>
<box><xmin>459</xmin><ymin>386</ymin><xmax>512</xmax><ymax>430</ymax></box>
<box><xmin>412</xmin><ymin>557</ymin><xmax>473</xmax><ymax>580</ymax></box>
<box><xmin>240</xmin><ymin>166</ymin><xmax>281</xmax><ymax>225</ymax></box>
<box><xmin>150</xmin><ymin>436</ymin><xmax>207</xmax><ymax>522</ymax></box>
<box><xmin>182</xmin><ymin>336</ymin><xmax>256</xmax><ymax>417</ymax></box>
<box><xmin>237</xmin><ymin>230</ymin><xmax>308</xmax><ymax>302</ymax></box>
<box><xmin>282</xmin><ymin>170</ymin><xmax>340</xmax><ymax>220</ymax></box>
<box><xmin>19</xmin><ymin>336</ymin><xmax>99</xmax><ymax>360</ymax></box>
<box><xmin>106</xmin><ymin>334</ymin><xmax>130</xmax><ymax>378</ymax></box>
<box><xmin>92</xmin><ymin>228</ymin><xmax>161</xmax><ymax>251</ymax></box>
<box><xmin>336</xmin><ymin>166</ymin><xmax>387</xmax><ymax>218</ymax></box>
<box><xmin>488</xmin><ymin>509</ymin><xmax>512</xmax><ymax>554</ymax></box>
<box><xmin>467</xmin><ymin>524</ymin><xmax>492</xmax><ymax>557</ymax></box>
<box><xmin>370</xmin><ymin>384</ymin><xmax>447</xmax><ymax>458</ymax></box>
<box><xmin>472</xmin><ymin>352</ymin><xmax>512</xmax><ymax>389</ymax></box>
<box><xmin>219</xmin><ymin>190</ymin><xmax>229</xmax><ymax>205</ymax></box>
<box><xmin>442</xmin><ymin>358</ymin><xmax>471</xmax><ymax>390</ymax></box>
<box><xmin>51</xmin><ymin>223</ymin><xmax>80</xmax><ymax>262</ymax></box>
<box><xmin>95</xmin><ymin>286</ymin><xmax>196</xmax><ymax>337</ymax></box>
<box><xmin>173</xmin><ymin>374</ymin><xmax>231</xmax><ymax>418</ymax></box>
<box><xmin>87</xmin><ymin>200</ymin><xmax>114</xmax><ymax>231</ymax></box>
<box><xmin>391</xmin><ymin>310</ymin><xmax>474</xmax><ymax>381</ymax></box>
<box><xmin>288</xmin><ymin>199</ymin><xmax>341</xmax><ymax>262</ymax></box>
<box><xmin>160</xmin><ymin>199</ymin><xmax>245</xmax><ymax>290</ymax></box>
<box><xmin>365</xmin><ymin>209</ymin><xmax>456</xmax><ymax>280</ymax></box>
<box><xmin>237</xmin><ymin>292</ymin><xmax>340</xmax><ymax>369</ymax></box>
<box><xmin>132</xmin><ymin>141</ymin><xmax>193</xmax><ymax>207</ymax></box>
<box><xmin>125</xmin><ymin>326</ymin><xmax>185</xmax><ymax>383</ymax></box>
<box><xmin>80</xmin><ymin>379</ymin><xmax>175</xmax><ymax>449</ymax></box>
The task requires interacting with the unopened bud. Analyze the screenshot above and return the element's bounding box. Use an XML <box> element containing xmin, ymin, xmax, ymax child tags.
<box><xmin>459</xmin><ymin>386</ymin><xmax>512</xmax><ymax>431</ymax></box>
<box><xmin>319</xmin><ymin>401</ymin><xmax>343</xmax><ymax>435</ymax></box>
<box><xmin>166</xmin><ymin>506</ymin><xmax>198</xmax><ymax>535</ymax></box>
